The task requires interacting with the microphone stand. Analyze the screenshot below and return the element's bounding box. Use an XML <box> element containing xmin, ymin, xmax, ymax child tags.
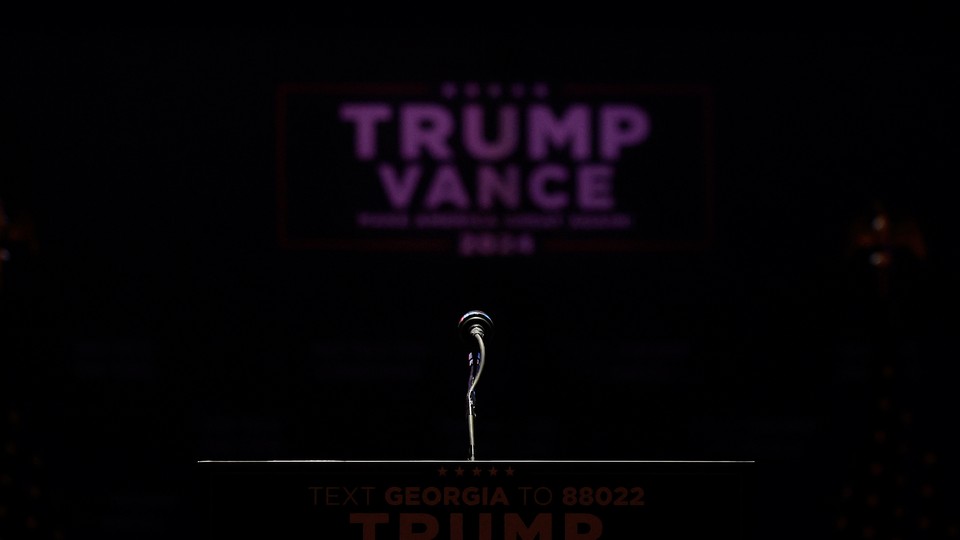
<box><xmin>466</xmin><ymin>332</ymin><xmax>485</xmax><ymax>461</ymax></box>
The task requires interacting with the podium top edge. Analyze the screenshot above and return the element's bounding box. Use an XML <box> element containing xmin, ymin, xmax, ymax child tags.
<box><xmin>196</xmin><ymin>460</ymin><xmax>757</xmax><ymax>464</ymax></box>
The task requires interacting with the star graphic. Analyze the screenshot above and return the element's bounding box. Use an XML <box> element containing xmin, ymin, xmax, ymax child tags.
<box><xmin>488</xmin><ymin>466</ymin><xmax>498</xmax><ymax>477</ymax></box>
<box><xmin>505</xmin><ymin>467</ymin><xmax>515</xmax><ymax>477</ymax></box>
<box><xmin>437</xmin><ymin>466</ymin><xmax>448</xmax><ymax>477</ymax></box>
<box><xmin>472</xmin><ymin>467</ymin><xmax>483</xmax><ymax>477</ymax></box>
<box><xmin>455</xmin><ymin>467</ymin><xmax>465</xmax><ymax>477</ymax></box>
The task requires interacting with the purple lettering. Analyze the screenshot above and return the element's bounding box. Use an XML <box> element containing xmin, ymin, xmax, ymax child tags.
<box><xmin>528</xmin><ymin>104</ymin><xmax>591</xmax><ymax>160</ymax></box>
<box><xmin>339</xmin><ymin>104</ymin><xmax>392</xmax><ymax>160</ymax></box>
<box><xmin>599</xmin><ymin>105</ymin><xmax>650</xmax><ymax>159</ymax></box>
<box><xmin>476</xmin><ymin>165</ymin><xmax>521</xmax><ymax>210</ymax></box>
<box><xmin>576</xmin><ymin>164</ymin><xmax>615</xmax><ymax>210</ymax></box>
<box><xmin>400</xmin><ymin>104</ymin><xmax>454</xmax><ymax>159</ymax></box>
<box><xmin>528</xmin><ymin>164</ymin><xmax>569</xmax><ymax>211</ymax></box>
<box><xmin>463</xmin><ymin>104</ymin><xmax>519</xmax><ymax>160</ymax></box>
<box><xmin>424</xmin><ymin>165</ymin><xmax>470</xmax><ymax>210</ymax></box>
<box><xmin>378</xmin><ymin>164</ymin><xmax>422</xmax><ymax>209</ymax></box>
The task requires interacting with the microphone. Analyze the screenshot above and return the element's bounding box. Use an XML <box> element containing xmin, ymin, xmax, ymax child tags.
<box><xmin>459</xmin><ymin>310</ymin><xmax>493</xmax><ymax>461</ymax></box>
<box><xmin>458</xmin><ymin>310</ymin><xmax>493</xmax><ymax>344</ymax></box>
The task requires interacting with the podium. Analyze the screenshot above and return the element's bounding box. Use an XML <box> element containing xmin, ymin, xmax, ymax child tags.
<box><xmin>199</xmin><ymin>460</ymin><xmax>755</xmax><ymax>539</ymax></box>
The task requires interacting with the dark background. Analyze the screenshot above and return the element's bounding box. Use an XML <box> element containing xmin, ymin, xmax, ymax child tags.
<box><xmin>1</xmin><ymin>25</ymin><xmax>958</xmax><ymax>538</ymax></box>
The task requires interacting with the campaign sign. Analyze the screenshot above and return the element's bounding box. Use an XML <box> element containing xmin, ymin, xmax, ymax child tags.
<box><xmin>200</xmin><ymin>460</ymin><xmax>753</xmax><ymax>539</ymax></box>
<box><xmin>276</xmin><ymin>83</ymin><xmax>714</xmax><ymax>255</ymax></box>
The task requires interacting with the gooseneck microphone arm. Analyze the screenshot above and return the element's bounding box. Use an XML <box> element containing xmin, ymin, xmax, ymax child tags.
<box><xmin>459</xmin><ymin>311</ymin><xmax>493</xmax><ymax>461</ymax></box>
<box><xmin>466</xmin><ymin>331</ymin><xmax>485</xmax><ymax>461</ymax></box>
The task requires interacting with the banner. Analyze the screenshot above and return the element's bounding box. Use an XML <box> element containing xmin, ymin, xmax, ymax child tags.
<box><xmin>203</xmin><ymin>460</ymin><xmax>752</xmax><ymax>538</ymax></box>
<box><xmin>277</xmin><ymin>82</ymin><xmax>714</xmax><ymax>256</ymax></box>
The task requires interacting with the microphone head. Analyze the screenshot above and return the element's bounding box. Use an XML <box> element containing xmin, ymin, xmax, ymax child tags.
<box><xmin>458</xmin><ymin>310</ymin><xmax>493</xmax><ymax>342</ymax></box>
